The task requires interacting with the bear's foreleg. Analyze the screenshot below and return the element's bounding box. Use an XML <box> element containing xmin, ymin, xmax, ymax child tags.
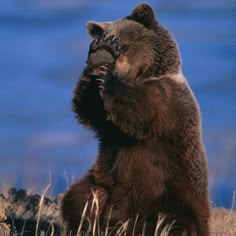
<box><xmin>95</xmin><ymin>66</ymin><xmax>169</xmax><ymax>140</ymax></box>
<box><xmin>73</xmin><ymin>67</ymin><xmax>108</xmax><ymax>130</ymax></box>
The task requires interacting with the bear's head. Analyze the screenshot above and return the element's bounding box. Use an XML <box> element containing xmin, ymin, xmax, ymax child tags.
<box><xmin>87</xmin><ymin>3</ymin><xmax>181</xmax><ymax>80</ymax></box>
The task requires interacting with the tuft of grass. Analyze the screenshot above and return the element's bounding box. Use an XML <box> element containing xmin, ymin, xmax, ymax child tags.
<box><xmin>210</xmin><ymin>207</ymin><xmax>236</xmax><ymax>234</ymax></box>
<box><xmin>1</xmin><ymin>187</ymin><xmax>236</xmax><ymax>235</ymax></box>
<box><xmin>210</xmin><ymin>191</ymin><xmax>236</xmax><ymax>235</ymax></box>
<box><xmin>0</xmin><ymin>187</ymin><xmax>60</xmax><ymax>236</ymax></box>
<box><xmin>35</xmin><ymin>183</ymin><xmax>51</xmax><ymax>236</ymax></box>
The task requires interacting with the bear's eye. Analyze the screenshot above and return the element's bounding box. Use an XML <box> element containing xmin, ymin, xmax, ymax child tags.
<box><xmin>120</xmin><ymin>45</ymin><xmax>128</xmax><ymax>53</ymax></box>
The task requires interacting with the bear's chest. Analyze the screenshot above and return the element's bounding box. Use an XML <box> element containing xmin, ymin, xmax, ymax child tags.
<box><xmin>111</xmin><ymin>143</ymin><xmax>168</xmax><ymax>200</ymax></box>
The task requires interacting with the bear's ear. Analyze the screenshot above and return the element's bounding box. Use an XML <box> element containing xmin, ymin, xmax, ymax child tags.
<box><xmin>87</xmin><ymin>21</ymin><xmax>105</xmax><ymax>38</ymax></box>
<box><xmin>129</xmin><ymin>3</ymin><xmax>157</xmax><ymax>29</ymax></box>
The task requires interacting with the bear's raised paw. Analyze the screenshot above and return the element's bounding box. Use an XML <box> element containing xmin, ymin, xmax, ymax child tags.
<box><xmin>88</xmin><ymin>33</ymin><xmax>121</xmax><ymax>67</ymax></box>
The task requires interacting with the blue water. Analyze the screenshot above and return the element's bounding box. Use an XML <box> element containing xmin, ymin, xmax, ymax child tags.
<box><xmin>0</xmin><ymin>0</ymin><xmax>235</xmax><ymax>208</ymax></box>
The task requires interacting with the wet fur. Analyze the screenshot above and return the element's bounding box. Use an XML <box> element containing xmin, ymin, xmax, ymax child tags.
<box><xmin>62</xmin><ymin>3</ymin><xmax>210</xmax><ymax>236</ymax></box>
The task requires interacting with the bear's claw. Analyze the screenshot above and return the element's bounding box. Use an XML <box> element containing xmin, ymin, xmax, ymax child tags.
<box><xmin>95</xmin><ymin>65</ymin><xmax>114</xmax><ymax>98</ymax></box>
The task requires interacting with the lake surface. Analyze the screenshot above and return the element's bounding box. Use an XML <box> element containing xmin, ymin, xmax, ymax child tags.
<box><xmin>0</xmin><ymin>0</ymin><xmax>235</xmax><ymax>208</ymax></box>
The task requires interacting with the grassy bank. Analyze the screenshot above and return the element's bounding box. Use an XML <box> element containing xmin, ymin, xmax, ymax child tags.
<box><xmin>0</xmin><ymin>188</ymin><xmax>236</xmax><ymax>235</ymax></box>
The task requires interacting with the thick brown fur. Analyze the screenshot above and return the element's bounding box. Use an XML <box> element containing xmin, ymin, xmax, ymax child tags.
<box><xmin>61</xmin><ymin>3</ymin><xmax>210</xmax><ymax>236</ymax></box>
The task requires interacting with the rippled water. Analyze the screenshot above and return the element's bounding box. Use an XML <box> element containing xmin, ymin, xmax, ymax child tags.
<box><xmin>0</xmin><ymin>0</ymin><xmax>235</xmax><ymax>208</ymax></box>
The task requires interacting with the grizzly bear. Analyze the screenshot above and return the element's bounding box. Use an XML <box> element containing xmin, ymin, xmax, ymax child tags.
<box><xmin>61</xmin><ymin>3</ymin><xmax>210</xmax><ymax>236</ymax></box>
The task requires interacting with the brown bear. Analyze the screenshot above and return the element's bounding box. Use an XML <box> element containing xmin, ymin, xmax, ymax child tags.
<box><xmin>61</xmin><ymin>3</ymin><xmax>210</xmax><ymax>236</ymax></box>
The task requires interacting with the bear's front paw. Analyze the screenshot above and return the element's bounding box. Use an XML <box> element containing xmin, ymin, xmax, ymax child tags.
<box><xmin>88</xmin><ymin>33</ymin><xmax>121</xmax><ymax>67</ymax></box>
<box><xmin>95</xmin><ymin>65</ymin><xmax>115</xmax><ymax>99</ymax></box>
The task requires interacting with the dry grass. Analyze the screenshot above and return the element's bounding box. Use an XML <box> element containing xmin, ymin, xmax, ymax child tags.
<box><xmin>0</xmin><ymin>187</ymin><xmax>60</xmax><ymax>236</ymax></box>
<box><xmin>210</xmin><ymin>208</ymin><xmax>236</xmax><ymax>235</ymax></box>
<box><xmin>210</xmin><ymin>192</ymin><xmax>236</xmax><ymax>235</ymax></box>
<box><xmin>0</xmin><ymin>188</ymin><xmax>236</xmax><ymax>235</ymax></box>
